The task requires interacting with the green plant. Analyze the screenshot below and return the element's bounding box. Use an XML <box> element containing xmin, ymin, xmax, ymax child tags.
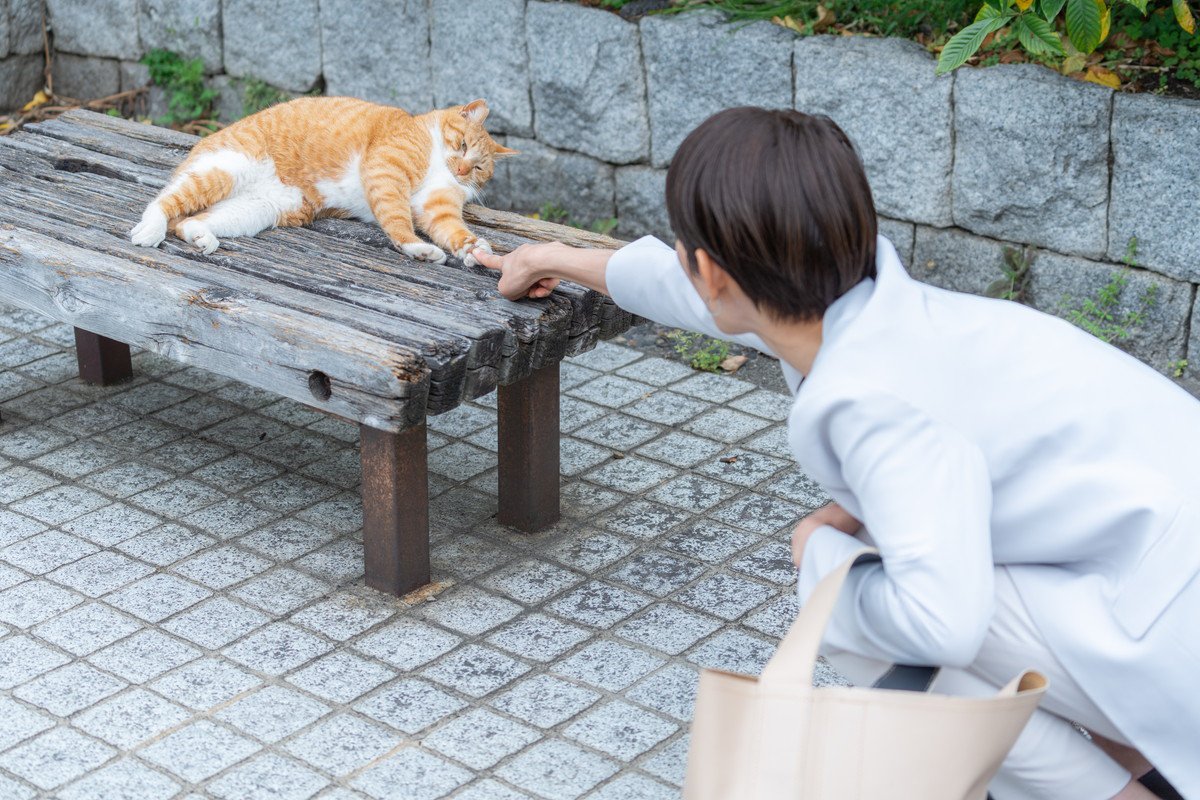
<box><xmin>661</xmin><ymin>0</ymin><xmax>975</xmax><ymax>38</ymax></box>
<box><xmin>985</xmin><ymin>246</ymin><xmax>1033</xmax><ymax>302</ymax></box>
<box><xmin>141</xmin><ymin>49</ymin><xmax>218</xmax><ymax>126</ymax></box>
<box><xmin>533</xmin><ymin>203</ymin><xmax>620</xmax><ymax>236</ymax></box>
<box><xmin>1061</xmin><ymin>272</ymin><xmax>1158</xmax><ymax>343</ymax></box>
<box><xmin>1169</xmin><ymin>358</ymin><xmax>1188</xmax><ymax>377</ymax></box>
<box><xmin>667</xmin><ymin>330</ymin><xmax>732</xmax><ymax>372</ymax></box>
<box><xmin>937</xmin><ymin>0</ymin><xmax>1196</xmax><ymax>76</ymax></box>
<box><xmin>242</xmin><ymin>79</ymin><xmax>292</xmax><ymax>117</ymax></box>
<box><xmin>1115</xmin><ymin>4</ymin><xmax>1200</xmax><ymax>88</ymax></box>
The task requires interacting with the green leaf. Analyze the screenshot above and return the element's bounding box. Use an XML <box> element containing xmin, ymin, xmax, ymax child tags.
<box><xmin>976</xmin><ymin>2</ymin><xmax>1004</xmax><ymax>20</ymax></box>
<box><xmin>1121</xmin><ymin>0</ymin><xmax>1148</xmax><ymax>13</ymax></box>
<box><xmin>936</xmin><ymin>14</ymin><xmax>1012</xmax><ymax>73</ymax></box>
<box><xmin>1015</xmin><ymin>12</ymin><xmax>1067</xmax><ymax>54</ymax></box>
<box><xmin>1066</xmin><ymin>0</ymin><xmax>1104</xmax><ymax>52</ymax></box>
<box><xmin>1040</xmin><ymin>0</ymin><xmax>1068</xmax><ymax>19</ymax></box>
<box><xmin>1175</xmin><ymin>0</ymin><xmax>1197</xmax><ymax>33</ymax></box>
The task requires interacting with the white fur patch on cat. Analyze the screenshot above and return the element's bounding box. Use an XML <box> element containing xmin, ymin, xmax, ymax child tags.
<box><xmin>411</xmin><ymin>124</ymin><xmax>477</xmax><ymax>217</ymax></box>
<box><xmin>316</xmin><ymin>155</ymin><xmax>375</xmax><ymax>222</ymax></box>
<box><xmin>401</xmin><ymin>242</ymin><xmax>447</xmax><ymax>264</ymax></box>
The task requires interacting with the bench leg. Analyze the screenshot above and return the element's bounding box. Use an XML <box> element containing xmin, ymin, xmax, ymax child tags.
<box><xmin>360</xmin><ymin>424</ymin><xmax>430</xmax><ymax>596</ymax></box>
<box><xmin>74</xmin><ymin>328</ymin><xmax>132</xmax><ymax>386</ymax></box>
<box><xmin>498</xmin><ymin>362</ymin><xmax>561</xmax><ymax>532</ymax></box>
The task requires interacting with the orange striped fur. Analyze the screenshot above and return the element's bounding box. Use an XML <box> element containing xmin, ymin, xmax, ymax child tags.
<box><xmin>130</xmin><ymin>96</ymin><xmax>516</xmax><ymax>264</ymax></box>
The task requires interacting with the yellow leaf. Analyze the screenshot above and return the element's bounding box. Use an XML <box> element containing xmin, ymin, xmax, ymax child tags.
<box><xmin>1085</xmin><ymin>65</ymin><xmax>1121</xmax><ymax>88</ymax></box>
<box><xmin>1061</xmin><ymin>53</ymin><xmax>1088</xmax><ymax>74</ymax></box>
<box><xmin>0</xmin><ymin>121</ymin><xmax>12</xmax><ymax>133</ymax></box>
<box><xmin>1015</xmin><ymin>0</ymin><xmax>1034</xmax><ymax>9</ymax></box>
<box><xmin>1175</xmin><ymin>0</ymin><xmax>1196</xmax><ymax>34</ymax></box>
<box><xmin>771</xmin><ymin>15</ymin><xmax>805</xmax><ymax>34</ymax></box>
<box><xmin>812</xmin><ymin>4</ymin><xmax>836</xmax><ymax>32</ymax></box>
<box><xmin>1097</xmin><ymin>0</ymin><xmax>1111</xmax><ymax>44</ymax></box>
<box><xmin>20</xmin><ymin>90</ymin><xmax>50</xmax><ymax>113</ymax></box>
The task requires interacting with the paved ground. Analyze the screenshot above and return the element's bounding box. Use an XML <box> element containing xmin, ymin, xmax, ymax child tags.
<box><xmin>0</xmin><ymin>300</ymin><xmax>837</xmax><ymax>800</ymax></box>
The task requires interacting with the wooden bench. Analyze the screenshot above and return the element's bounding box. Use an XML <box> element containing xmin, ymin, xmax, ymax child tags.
<box><xmin>0</xmin><ymin>109</ymin><xmax>632</xmax><ymax>597</ymax></box>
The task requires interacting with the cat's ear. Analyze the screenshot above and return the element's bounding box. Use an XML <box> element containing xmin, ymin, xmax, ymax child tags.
<box><xmin>492</xmin><ymin>144</ymin><xmax>519</xmax><ymax>159</ymax></box>
<box><xmin>460</xmin><ymin>99</ymin><xmax>489</xmax><ymax>124</ymax></box>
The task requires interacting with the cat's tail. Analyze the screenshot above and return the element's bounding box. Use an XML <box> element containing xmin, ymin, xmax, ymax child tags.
<box><xmin>130</xmin><ymin>166</ymin><xmax>235</xmax><ymax>249</ymax></box>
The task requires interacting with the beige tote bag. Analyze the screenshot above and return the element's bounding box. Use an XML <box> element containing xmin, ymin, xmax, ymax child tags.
<box><xmin>684</xmin><ymin>548</ymin><xmax>1047</xmax><ymax>800</ymax></box>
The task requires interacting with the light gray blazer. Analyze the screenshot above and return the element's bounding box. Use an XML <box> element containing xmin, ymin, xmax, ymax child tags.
<box><xmin>607</xmin><ymin>234</ymin><xmax>1200</xmax><ymax>794</ymax></box>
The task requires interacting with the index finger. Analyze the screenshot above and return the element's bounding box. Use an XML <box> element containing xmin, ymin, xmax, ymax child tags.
<box><xmin>472</xmin><ymin>248</ymin><xmax>504</xmax><ymax>270</ymax></box>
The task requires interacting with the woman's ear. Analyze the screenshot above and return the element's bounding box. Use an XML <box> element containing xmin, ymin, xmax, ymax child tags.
<box><xmin>693</xmin><ymin>248</ymin><xmax>731</xmax><ymax>304</ymax></box>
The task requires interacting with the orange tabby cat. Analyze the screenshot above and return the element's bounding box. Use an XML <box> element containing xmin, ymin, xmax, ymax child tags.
<box><xmin>130</xmin><ymin>96</ymin><xmax>516</xmax><ymax>266</ymax></box>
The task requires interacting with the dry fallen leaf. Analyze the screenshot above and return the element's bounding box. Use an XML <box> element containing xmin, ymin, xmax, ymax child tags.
<box><xmin>20</xmin><ymin>90</ymin><xmax>50</xmax><ymax>113</ymax></box>
<box><xmin>812</xmin><ymin>4</ymin><xmax>836</xmax><ymax>33</ymax></box>
<box><xmin>720</xmin><ymin>456</ymin><xmax>739</xmax><ymax>464</ymax></box>
<box><xmin>1084</xmin><ymin>65</ymin><xmax>1121</xmax><ymax>89</ymax></box>
<box><xmin>720</xmin><ymin>354</ymin><xmax>748</xmax><ymax>373</ymax></box>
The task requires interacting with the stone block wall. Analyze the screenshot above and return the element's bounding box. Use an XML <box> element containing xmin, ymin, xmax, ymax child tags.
<box><xmin>4</xmin><ymin>0</ymin><xmax>1199</xmax><ymax>378</ymax></box>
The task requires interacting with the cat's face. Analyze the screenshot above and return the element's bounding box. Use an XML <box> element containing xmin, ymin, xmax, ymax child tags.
<box><xmin>441</xmin><ymin>99</ymin><xmax>517</xmax><ymax>190</ymax></box>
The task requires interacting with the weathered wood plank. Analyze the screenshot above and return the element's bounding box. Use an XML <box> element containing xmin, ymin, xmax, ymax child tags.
<box><xmin>464</xmin><ymin>204</ymin><xmax>626</xmax><ymax>251</ymax></box>
<box><xmin>0</xmin><ymin>225</ymin><xmax>430</xmax><ymax>431</ymax></box>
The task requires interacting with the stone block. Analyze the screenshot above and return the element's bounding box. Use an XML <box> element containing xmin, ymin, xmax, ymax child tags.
<box><xmin>320</xmin><ymin>0</ymin><xmax>433</xmax><ymax>112</ymax></box>
<box><xmin>117</xmin><ymin>60</ymin><xmax>148</xmax><ymax>91</ymax></box>
<box><xmin>0</xmin><ymin>54</ymin><xmax>42</xmax><ymax>110</ymax></box>
<box><xmin>911</xmin><ymin>225</ymin><xmax>1015</xmax><ymax>295</ymax></box>
<box><xmin>9</xmin><ymin>0</ymin><xmax>43</xmax><ymax>55</ymax></box>
<box><xmin>208</xmin><ymin>75</ymin><xmax>295</xmax><ymax>123</ymax></box>
<box><xmin>616</xmin><ymin>166</ymin><xmax>670</xmax><ymax>243</ymax></box>
<box><xmin>953</xmin><ymin>65</ymin><xmax>1110</xmax><ymax>258</ymax></box>
<box><xmin>491</xmin><ymin>136</ymin><xmax>615</xmax><ymax>225</ymax></box>
<box><xmin>1108</xmin><ymin>93</ymin><xmax>1200</xmax><ymax>282</ymax></box>
<box><xmin>878</xmin><ymin>217</ymin><xmax>914</xmax><ymax>267</ymax></box>
<box><xmin>46</xmin><ymin>0</ymin><xmax>139</xmax><ymax>59</ymax></box>
<box><xmin>0</xmin><ymin>2</ymin><xmax>9</xmax><ymax>59</ymax></box>
<box><xmin>139</xmin><ymin>0</ymin><xmax>221</xmax><ymax>73</ymax></box>
<box><xmin>795</xmin><ymin>36</ymin><xmax>952</xmax><ymax>226</ymax></box>
<box><xmin>1189</xmin><ymin>301</ymin><xmax>1200</xmax><ymax>382</ymax></box>
<box><xmin>223</xmin><ymin>0</ymin><xmax>321</xmax><ymax>93</ymax></box>
<box><xmin>51</xmin><ymin>53</ymin><xmax>119</xmax><ymax>99</ymax></box>
<box><xmin>430</xmin><ymin>0</ymin><xmax>530</xmax><ymax>135</ymax></box>
<box><xmin>641</xmin><ymin>10</ymin><xmax>793</xmax><ymax>167</ymax></box>
<box><xmin>1027</xmin><ymin>252</ymin><xmax>1191</xmax><ymax>373</ymax></box>
<box><xmin>527</xmin><ymin>1</ymin><xmax>648</xmax><ymax>164</ymax></box>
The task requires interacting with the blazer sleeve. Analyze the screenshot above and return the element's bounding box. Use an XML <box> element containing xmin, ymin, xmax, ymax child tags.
<box><xmin>606</xmin><ymin>236</ymin><xmax>777</xmax><ymax>356</ymax></box>
<box><xmin>796</xmin><ymin>391</ymin><xmax>996</xmax><ymax>668</ymax></box>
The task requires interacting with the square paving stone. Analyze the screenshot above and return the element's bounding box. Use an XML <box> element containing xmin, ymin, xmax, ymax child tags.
<box><xmin>353</xmin><ymin>619</ymin><xmax>462</xmax><ymax>671</ymax></box>
<box><xmin>615</xmin><ymin>355</ymin><xmax>694</xmax><ymax>386</ymax></box>
<box><xmin>149</xmin><ymin>657</ymin><xmax>262</xmax><ymax>710</ymax></box>
<box><xmin>661</xmin><ymin>519</ymin><xmax>759</xmax><ymax>563</ymax></box>
<box><xmin>231</xmin><ymin>568</ymin><xmax>331</xmax><ymax>615</ymax></box>
<box><xmin>0</xmin><ymin>635</ymin><xmax>71</xmax><ymax>689</ymax></box>
<box><xmin>430</xmin><ymin>534</ymin><xmax>515</xmax><ymax>581</ymax></box>
<box><xmin>351</xmin><ymin>747</ymin><xmax>471</xmax><ymax>800</ymax></box>
<box><xmin>223</xmin><ymin>623</ymin><xmax>333</xmax><ymax>676</ymax></box>
<box><xmin>286</xmin><ymin>651</ymin><xmax>396</xmax><ymax>704</ymax></box>
<box><xmin>290</xmin><ymin>593</ymin><xmax>395</xmax><ymax>641</ymax></box>
<box><xmin>744</xmin><ymin>593</ymin><xmax>799</xmax><ymax>639</ymax></box>
<box><xmin>596</xmin><ymin>501</ymin><xmax>691</xmax><ymax>541</ymax></box>
<box><xmin>560</xmin><ymin>438</ymin><xmax>612</xmax><ymax>476</ymax></box>
<box><xmin>105</xmin><ymin>574</ymin><xmax>211</xmax><ymax>623</ymax></box>
<box><xmin>199</xmin><ymin>414</ymin><xmax>292</xmax><ymax>449</ymax></box>
<box><xmin>143</xmin><ymin>438</ymin><xmax>231</xmax><ymax>473</ymax></box>
<box><xmin>626</xmin><ymin>664</ymin><xmax>701</xmax><ymax>723</ymax></box>
<box><xmin>298</xmin><ymin>448</ymin><xmax>361</xmax><ymax>489</ymax></box>
<box><xmin>249</xmin><ymin>429</ymin><xmax>336</xmax><ymax>470</ymax></box>
<box><xmin>423</xmin><ymin>708</ymin><xmax>541</xmax><ymax>770</ymax></box>
<box><xmin>73</xmin><ymin>689</ymin><xmax>191</xmax><ymax>749</ymax></box>
<box><xmin>480</xmin><ymin>558</ymin><xmax>583</xmax><ymax>605</ymax></box>
<box><xmin>282</xmin><ymin>714</ymin><xmax>402</xmax><ymax>776</ymax></box>
<box><xmin>31</xmin><ymin>602</ymin><xmax>141</xmax><ymax>656</ymax></box>
<box><xmin>682</xmin><ymin>409</ymin><xmax>772</xmax><ymax>444</ymax></box>
<box><xmin>587</xmin><ymin>773</ymin><xmax>677</xmax><ymax>800</ymax></box>
<box><xmin>546</xmin><ymin>581</ymin><xmax>652</xmax><ymax>629</ymax></box>
<box><xmin>116</xmin><ymin>525</ymin><xmax>215</xmax><ymax>568</ymax></box>
<box><xmin>191</xmin><ymin>454</ymin><xmax>284</xmax><ymax>493</ymax></box>
<box><xmin>239</xmin><ymin>518</ymin><xmax>339</xmax><ymax>562</ymax></box>
<box><xmin>671</xmin><ymin>372</ymin><xmax>755</xmax><ymax>403</ymax></box>
<box><xmin>764</xmin><ymin>468</ymin><xmax>832</xmax><ymax>508</ymax></box>
<box><xmin>606</xmin><ymin>550</ymin><xmax>706</xmax><ymax>597</ymax></box>
<box><xmin>541</xmin><ymin>531</ymin><xmax>635</xmax><ymax>572</ymax></box>
<box><xmin>10</xmin><ymin>485</ymin><xmax>108</xmax><ymax>525</ymax></box>
<box><xmin>0</xmin><ymin>510</ymin><xmax>46</xmax><ymax>547</ymax></box>
<box><xmin>573</xmin><ymin>415</ymin><xmax>663</xmax><ymax>451</ymax></box>
<box><xmin>639</xmin><ymin>736</ymin><xmax>688</xmax><ymax>787</ymax></box>
<box><xmin>732</xmin><ymin>539</ymin><xmax>798</xmax><ymax>586</ymax></box>
<box><xmin>295</xmin><ymin>493</ymin><xmax>363</xmax><ymax>535</ymax></box>
<box><xmin>564</xmin><ymin>700</ymin><xmax>678</xmax><ymax>760</ymax></box>
<box><xmin>354</xmin><ymin>677</ymin><xmax>467</xmax><ymax>735</ymax></box>
<box><xmin>420</xmin><ymin>643</ymin><xmax>530</xmax><ymax>698</ymax></box>
<box><xmin>418</xmin><ymin>587</ymin><xmax>523</xmax><ymax>636</ymax></box>
<box><xmin>0</xmin><ymin>467</ymin><xmax>59</xmax><ymax>504</ymax></box>
<box><xmin>60</xmin><ymin>503</ymin><xmax>161</xmax><ymax>547</ymax></box>
<box><xmin>242</xmin><ymin>475</ymin><xmax>336</xmax><ymax>515</ymax></box>
<box><xmin>109</xmin><ymin>381</ymin><xmax>194</xmax><ymax>415</ymax></box>
<box><xmin>55</xmin><ymin>757</ymin><xmax>181</xmax><ymax>800</ymax></box>
<box><xmin>744</xmin><ymin>426</ymin><xmax>791</xmax><ymax>458</ymax></box>
<box><xmin>568</xmin><ymin>375</ymin><xmax>654</xmax><ymax>408</ymax></box>
<box><xmin>212</xmin><ymin>383</ymin><xmax>278</xmax><ymax>409</ymax></box>
<box><xmin>170</xmin><ymin>545</ymin><xmax>271</xmax><ymax>589</ymax></box>
<box><xmin>129</xmin><ymin>479</ymin><xmax>225</xmax><ymax>519</ymax></box>
<box><xmin>427</xmin><ymin>404</ymin><xmax>495</xmax><ymax>438</ymax></box>
<box><xmin>161</xmin><ymin>596</ymin><xmax>270</xmax><ymax>650</ymax></box>
<box><xmin>429</xmin><ymin>442</ymin><xmax>498</xmax><ymax>482</ymax></box>
<box><xmin>49</xmin><ymin>551</ymin><xmax>155</xmax><ymax>598</ymax></box>
<box><xmin>675</xmin><ymin>572</ymin><xmax>776</xmax><ymax>621</ymax></box>
<box><xmin>727</xmin><ymin>388</ymin><xmax>792</xmax><ymax>421</ymax></box>
<box><xmin>570</xmin><ymin>342</ymin><xmax>644</xmax><ymax>372</ymax></box>
<box><xmin>188</xmin><ymin>499</ymin><xmax>280</xmax><ymax>539</ymax></box>
<box><xmin>496</xmin><ymin>739</ymin><xmax>618</xmax><ymax>800</ymax></box>
<box><xmin>634</xmin><ymin>431</ymin><xmax>726</xmax><ymax>469</ymax></box>
<box><xmin>584</xmin><ymin>456</ymin><xmax>677</xmax><ymax>494</ymax></box>
<box><xmin>558</xmin><ymin>396</ymin><xmax>607</xmax><ymax>434</ymax></box>
<box><xmin>88</xmin><ymin>629</ymin><xmax>201</xmax><ymax>684</ymax></box>
<box><xmin>0</xmin><ymin>424</ymin><xmax>74</xmax><ymax>460</ymax></box>
<box><xmin>81</xmin><ymin>462</ymin><xmax>173</xmax><ymax>499</ymax></box>
<box><xmin>0</xmin><ymin>696</ymin><xmax>54</xmax><ymax>750</ymax></box>
<box><xmin>687</xmin><ymin>629</ymin><xmax>777</xmax><ymax>675</ymax></box>
<box><xmin>560</xmin><ymin>482</ymin><xmax>625</xmax><ymax>518</ymax></box>
<box><xmin>491</xmin><ymin>674</ymin><xmax>601</xmax><ymax>729</ymax></box>
<box><xmin>0</xmin><ymin>530</ymin><xmax>98</xmax><ymax>574</ymax></box>
<box><xmin>487</xmin><ymin>613</ymin><xmax>592</xmax><ymax>662</ymax></box>
<box><xmin>0</xmin><ymin>580</ymin><xmax>82</xmax><ymax>627</ymax></box>
<box><xmin>295</xmin><ymin>539</ymin><xmax>365</xmax><ymax>584</ymax></box>
<box><xmin>550</xmin><ymin>640</ymin><xmax>665</xmax><ymax>693</ymax></box>
<box><xmin>615</xmin><ymin>603</ymin><xmax>722</xmax><ymax>656</ymax></box>
<box><xmin>152</xmin><ymin>396</ymin><xmax>243</xmax><ymax>430</ymax></box>
<box><xmin>139</xmin><ymin>720</ymin><xmax>260</xmax><ymax>783</ymax></box>
<box><xmin>558</xmin><ymin>362</ymin><xmax>600</xmax><ymax>392</ymax></box>
<box><xmin>257</xmin><ymin>398</ymin><xmax>325</xmax><ymax>426</ymax></box>
<box><xmin>646</xmin><ymin>474</ymin><xmax>738</xmax><ymax>513</ymax></box>
<box><xmin>215</xmin><ymin>685</ymin><xmax>331</xmax><ymax>744</ymax></box>
<box><xmin>454</xmin><ymin>779</ymin><xmax>535</xmax><ymax>800</ymax></box>
<box><xmin>31</xmin><ymin>445</ymin><xmax>128</xmax><ymax>486</ymax></box>
<box><xmin>694</xmin><ymin>450</ymin><xmax>790</xmax><ymax>488</ymax></box>
<box><xmin>0</xmin><ymin>727</ymin><xmax>115</xmax><ymax>791</ymax></box>
<box><xmin>49</xmin><ymin>404</ymin><xmax>138</xmax><ymax>437</ymax></box>
<box><xmin>623</xmin><ymin>390</ymin><xmax>712</xmax><ymax>426</ymax></box>
<box><xmin>207</xmin><ymin>753</ymin><xmax>329</xmax><ymax>800</ymax></box>
<box><xmin>712</xmin><ymin>493</ymin><xmax>805</xmax><ymax>535</ymax></box>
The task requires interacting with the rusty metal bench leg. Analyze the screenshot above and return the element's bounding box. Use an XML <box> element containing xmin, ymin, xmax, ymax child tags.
<box><xmin>498</xmin><ymin>362</ymin><xmax>561</xmax><ymax>532</ymax></box>
<box><xmin>74</xmin><ymin>328</ymin><xmax>132</xmax><ymax>386</ymax></box>
<box><xmin>360</xmin><ymin>424</ymin><xmax>430</xmax><ymax>596</ymax></box>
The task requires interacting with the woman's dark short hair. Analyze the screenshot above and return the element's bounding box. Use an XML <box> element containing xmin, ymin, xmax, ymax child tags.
<box><xmin>665</xmin><ymin>107</ymin><xmax>877</xmax><ymax>322</ymax></box>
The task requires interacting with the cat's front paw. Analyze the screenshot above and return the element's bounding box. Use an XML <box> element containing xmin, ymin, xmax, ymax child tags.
<box><xmin>400</xmin><ymin>242</ymin><xmax>447</xmax><ymax>264</ymax></box>
<box><xmin>459</xmin><ymin>238</ymin><xmax>491</xmax><ymax>268</ymax></box>
<box><xmin>130</xmin><ymin>207</ymin><xmax>168</xmax><ymax>248</ymax></box>
<box><xmin>178</xmin><ymin>219</ymin><xmax>220</xmax><ymax>255</ymax></box>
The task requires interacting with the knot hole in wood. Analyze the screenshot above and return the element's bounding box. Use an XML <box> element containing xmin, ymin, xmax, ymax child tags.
<box><xmin>308</xmin><ymin>370</ymin><xmax>332</xmax><ymax>401</ymax></box>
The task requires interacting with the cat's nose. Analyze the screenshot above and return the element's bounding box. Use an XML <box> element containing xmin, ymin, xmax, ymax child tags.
<box><xmin>457</xmin><ymin>165</ymin><xmax>471</xmax><ymax>176</ymax></box>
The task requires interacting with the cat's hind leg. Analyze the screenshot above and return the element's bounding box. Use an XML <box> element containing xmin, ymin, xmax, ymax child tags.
<box><xmin>176</xmin><ymin>192</ymin><xmax>297</xmax><ymax>255</ymax></box>
<box><xmin>131</xmin><ymin>161</ymin><xmax>235</xmax><ymax>248</ymax></box>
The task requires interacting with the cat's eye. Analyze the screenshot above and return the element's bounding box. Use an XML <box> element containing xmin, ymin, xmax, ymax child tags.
<box><xmin>459</xmin><ymin>141</ymin><xmax>468</xmax><ymax>154</ymax></box>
